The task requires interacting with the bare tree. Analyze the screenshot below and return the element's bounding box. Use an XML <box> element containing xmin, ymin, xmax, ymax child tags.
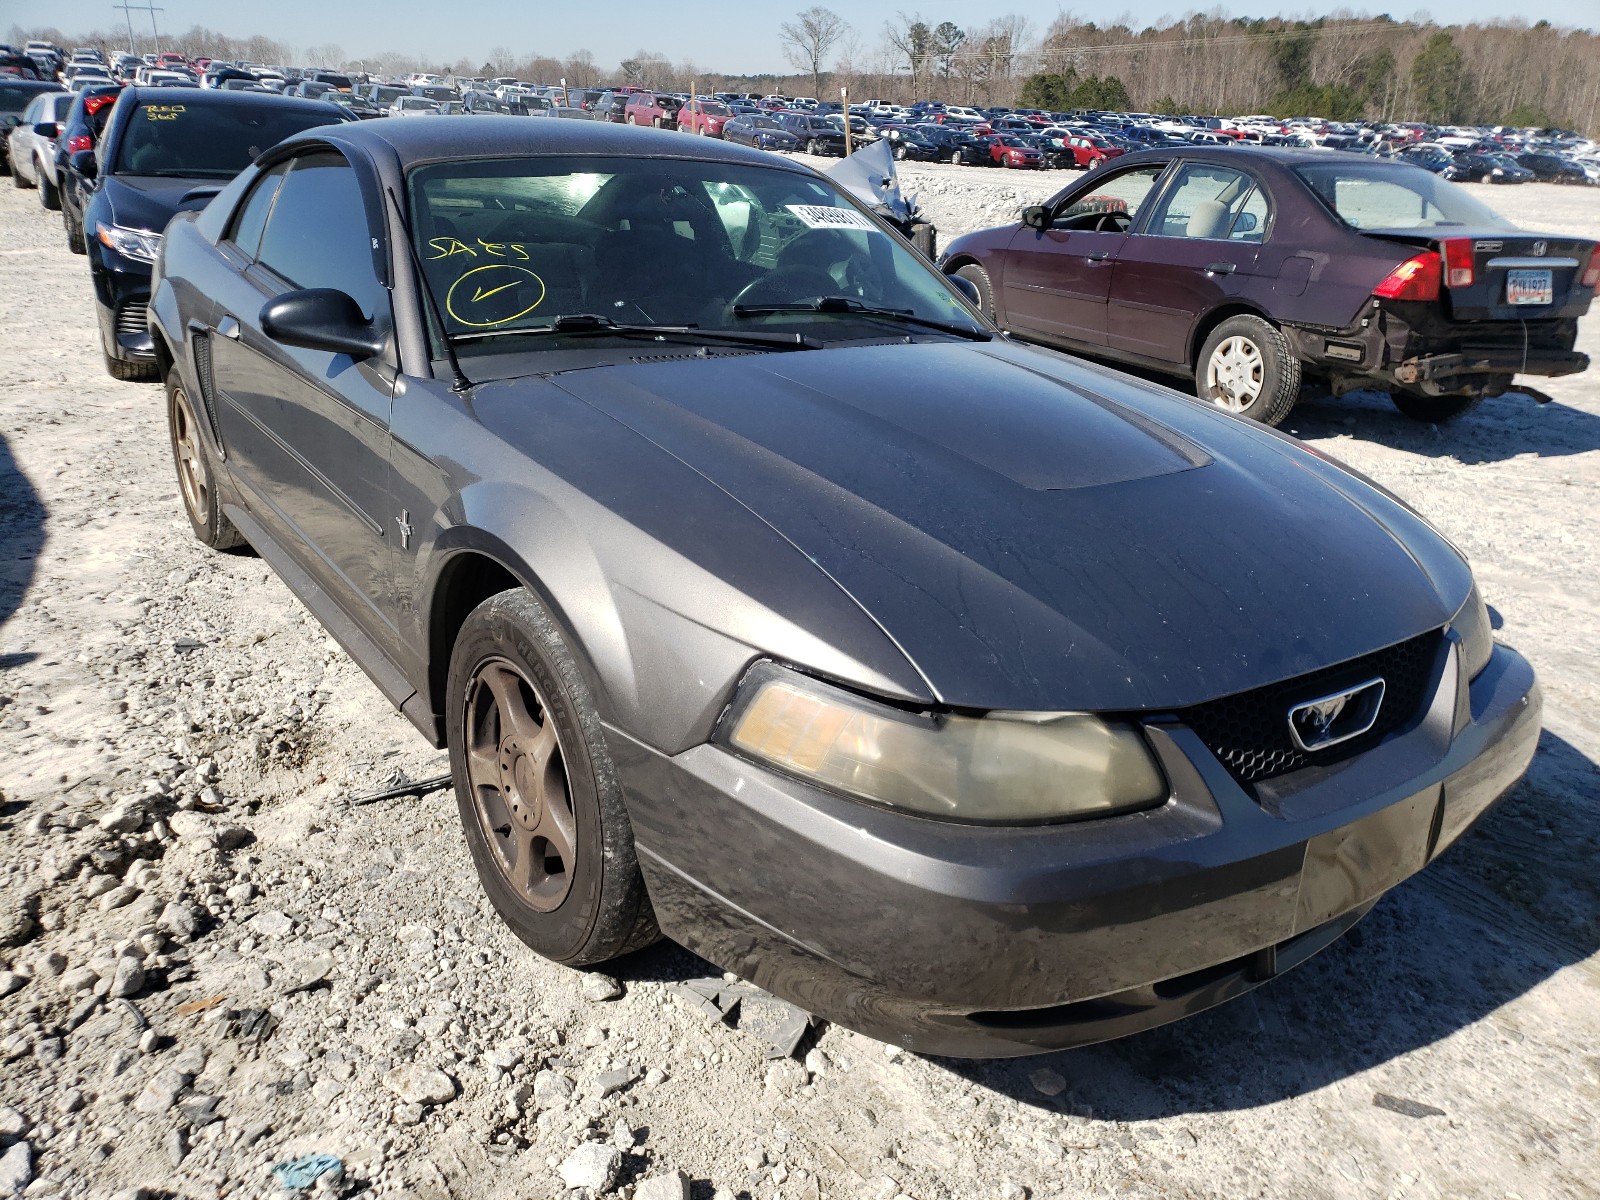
<box><xmin>779</xmin><ymin>6</ymin><xmax>849</xmax><ymax>97</ymax></box>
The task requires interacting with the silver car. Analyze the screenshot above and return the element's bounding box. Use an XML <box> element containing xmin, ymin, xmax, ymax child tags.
<box><xmin>6</xmin><ymin>90</ymin><xmax>72</xmax><ymax>209</ymax></box>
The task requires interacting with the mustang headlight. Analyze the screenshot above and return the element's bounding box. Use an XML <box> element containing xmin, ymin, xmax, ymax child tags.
<box><xmin>721</xmin><ymin>664</ymin><xmax>1167</xmax><ymax>823</ymax></box>
<box><xmin>96</xmin><ymin>222</ymin><xmax>163</xmax><ymax>262</ymax></box>
<box><xmin>1453</xmin><ymin>582</ymin><xmax>1494</xmax><ymax>682</ymax></box>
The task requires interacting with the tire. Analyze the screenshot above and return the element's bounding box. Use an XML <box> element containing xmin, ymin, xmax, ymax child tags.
<box><xmin>651</xmin><ymin>117</ymin><xmax>662</xmax><ymax>129</ymax></box>
<box><xmin>166</xmin><ymin>368</ymin><xmax>245</xmax><ymax>549</ymax></box>
<box><xmin>37</xmin><ymin>163</ymin><xmax>60</xmax><ymax>211</ymax></box>
<box><xmin>105</xmin><ymin>351</ymin><xmax>160</xmax><ymax>382</ymax></box>
<box><xmin>1194</xmin><ymin>314</ymin><xmax>1301</xmax><ymax>426</ymax></box>
<box><xmin>807</xmin><ymin>138</ymin><xmax>819</xmax><ymax>155</ymax></box>
<box><xmin>1390</xmin><ymin>391</ymin><xmax>1486</xmax><ymax>423</ymax></box>
<box><xmin>953</xmin><ymin>263</ymin><xmax>995</xmax><ymax>319</ymax></box>
<box><xmin>951</xmin><ymin>151</ymin><xmax>963</xmax><ymax>165</ymax></box>
<box><xmin>66</xmin><ymin>209</ymin><xmax>86</xmax><ymax>255</ymax></box>
<box><xmin>893</xmin><ymin>144</ymin><xmax>908</xmax><ymax>160</ymax></box>
<box><xmin>447</xmin><ymin>589</ymin><xmax>659</xmax><ymax>967</ymax></box>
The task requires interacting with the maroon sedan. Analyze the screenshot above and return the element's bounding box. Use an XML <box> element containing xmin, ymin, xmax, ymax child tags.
<box><xmin>941</xmin><ymin>147</ymin><xmax>1597</xmax><ymax>425</ymax></box>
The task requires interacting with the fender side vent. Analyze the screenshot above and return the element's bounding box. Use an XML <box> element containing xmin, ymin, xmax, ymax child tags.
<box><xmin>191</xmin><ymin>333</ymin><xmax>226</xmax><ymax>460</ymax></box>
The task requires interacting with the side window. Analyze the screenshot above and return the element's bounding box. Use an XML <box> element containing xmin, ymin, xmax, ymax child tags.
<box><xmin>1229</xmin><ymin>185</ymin><xmax>1270</xmax><ymax>242</ymax></box>
<box><xmin>256</xmin><ymin>152</ymin><xmax>387</xmax><ymax>321</ymax></box>
<box><xmin>1053</xmin><ymin>164</ymin><xmax>1165</xmax><ymax>229</ymax></box>
<box><xmin>226</xmin><ymin>161</ymin><xmax>287</xmax><ymax>259</ymax></box>
<box><xmin>1143</xmin><ymin>165</ymin><xmax>1260</xmax><ymax>240</ymax></box>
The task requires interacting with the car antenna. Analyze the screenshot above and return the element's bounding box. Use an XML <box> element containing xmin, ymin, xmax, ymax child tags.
<box><xmin>384</xmin><ymin>186</ymin><xmax>473</xmax><ymax>392</ymax></box>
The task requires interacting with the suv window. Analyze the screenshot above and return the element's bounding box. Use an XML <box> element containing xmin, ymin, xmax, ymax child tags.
<box><xmin>256</xmin><ymin>152</ymin><xmax>387</xmax><ymax>321</ymax></box>
<box><xmin>1143</xmin><ymin>164</ymin><xmax>1267</xmax><ymax>240</ymax></box>
<box><xmin>1052</xmin><ymin>164</ymin><xmax>1165</xmax><ymax>228</ymax></box>
<box><xmin>227</xmin><ymin>160</ymin><xmax>288</xmax><ymax>258</ymax></box>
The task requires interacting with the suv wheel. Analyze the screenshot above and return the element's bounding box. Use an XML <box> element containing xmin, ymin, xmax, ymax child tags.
<box><xmin>447</xmin><ymin>589</ymin><xmax>659</xmax><ymax>966</ymax></box>
<box><xmin>807</xmin><ymin>138</ymin><xmax>820</xmax><ymax>155</ymax></box>
<box><xmin>1194</xmin><ymin>314</ymin><xmax>1301</xmax><ymax>426</ymax></box>
<box><xmin>1390</xmin><ymin>391</ymin><xmax>1486</xmax><ymax>423</ymax></box>
<box><xmin>166</xmin><ymin>369</ymin><xmax>245</xmax><ymax>549</ymax></box>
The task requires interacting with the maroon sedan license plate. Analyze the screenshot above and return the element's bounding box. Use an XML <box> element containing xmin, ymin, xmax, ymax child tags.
<box><xmin>1506</xmin><ymin>269</ymin><xmax>1553</xmax><ymax>306</ymax></box>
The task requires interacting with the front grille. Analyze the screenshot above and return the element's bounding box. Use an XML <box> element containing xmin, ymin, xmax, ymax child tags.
<box><xmin>1177</xmin><ymin>631</ymin><xmax>1442</xmax><ymax>786</ymax></box>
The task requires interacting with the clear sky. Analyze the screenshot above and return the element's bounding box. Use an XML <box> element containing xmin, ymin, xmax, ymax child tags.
<box><xmin>6</xmin><ymin>1</ymin><xmax>1593</xmax><ymax>73</ymax></box>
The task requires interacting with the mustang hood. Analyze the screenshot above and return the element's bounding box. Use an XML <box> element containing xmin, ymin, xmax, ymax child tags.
<box><xmin>555</xmin><ymin>341</ymin><xmax>1468</xmax><ymax>711</ymax></box>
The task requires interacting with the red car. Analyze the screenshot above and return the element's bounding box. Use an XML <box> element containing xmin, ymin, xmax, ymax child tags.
<box><xmin>623</xmin><ymin>91</ymin><xmax>682</xmax><ymax>128</ymax></box>
<box><xmin>985</xmin><ymin>134</ymin><xmax>1042</xmax><ymax>169</ymax></box>
<box><xmin>1059</xmin><ymin>133</ymin><xmax>1123</xmax><ymax>169</ymax></box>
<box><xmin>940</xmin><ymin>146</ymin><xmax>1596</xmax><ymax>426</ymax></box>
<box><xmin>677</xmin><ymin>99</ymin><xmax>732</xmax><ymax>138</ymax></box>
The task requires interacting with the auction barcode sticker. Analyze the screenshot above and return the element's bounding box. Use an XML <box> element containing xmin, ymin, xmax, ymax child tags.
<box><xmin>787</xmin><ymin>205</ymin><xmax>877</xmax><ymax>231</ymax></box>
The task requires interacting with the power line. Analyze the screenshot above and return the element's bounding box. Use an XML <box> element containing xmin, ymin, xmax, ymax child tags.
<box><xmin>112</xmin><ymin>1</ymin><xmax>164</xmax><ymax>57</ymax></box>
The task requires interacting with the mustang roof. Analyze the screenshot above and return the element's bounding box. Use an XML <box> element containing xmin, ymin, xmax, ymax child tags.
<box><xmin>289</xmin><ymin>115</ymin><xmax>811</xmax><ymax>172</ymax></box>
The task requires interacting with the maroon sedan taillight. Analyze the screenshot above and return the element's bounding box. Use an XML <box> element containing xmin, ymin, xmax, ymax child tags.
<box><xmin>1442</xmin><ymin>238</ymin><xmax>1475</xmax><ymax>289</ymax></box>
<box><xmin>65</xmin><ymin>134</ymin><xmax>92</xmax><ymax>153</ymax></box>
<box><xmin>1373</xmin><ymin>253</ymin><xmax>1441</xmax><ymax>302</ymax></box>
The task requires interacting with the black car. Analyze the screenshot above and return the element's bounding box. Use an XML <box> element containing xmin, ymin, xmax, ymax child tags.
<box><xmin>1515</xmin><ymin>151</ymin><xmax>1587</xmax><ymax>183</ymax></box>
<box><xmin>878</xmin><ymin>124</ymin><xmax>940</xmax><ymax>161</ymax></box>
<box><xmin>148</xmin><ymin>118</ymin><xmax>1539</xmax><ymax>1057</ymax></box>
<box><xmin>0</xmin><ymin>78</ymin><xmax>63</xmax><ymax>169</ymax></box>
<box><xmin>1451</xmin><ymin>152</ymin><xmax>1534</xmax><ymax>184</ymax></box>
<box><xmin>54</xmin><ymin>83</ymin><xmax>121</xmax><ymax>253</ymax></box>
<box><xmin>1396</xmin><ymin>144</ymin><xmax>1459</xmax><ymax>177</ymax></box>
<box><xmin>779</xmin><ymin>112</ymin><xmax>846</xmax><ymax>156</ymax></box>
<box><xmin>80</xmin><ymin>87</ymin><xmax>348</xmax><ymax>379</ymax></box>
<box><xmin>722</xmin><ymin>113</ymin><xmax>798</xmax><ymax>152</ymax></box>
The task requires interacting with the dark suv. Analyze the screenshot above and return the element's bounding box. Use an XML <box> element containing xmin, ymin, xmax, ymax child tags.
<box><xmin>78</xmin><ymin>87</ymin><xmax>347</xmax><ymax>379</ymax></box>
<box><xmin>779</xmin><ymin>113</ymin><xmax>846</xmax><ymax>156</ymax></box>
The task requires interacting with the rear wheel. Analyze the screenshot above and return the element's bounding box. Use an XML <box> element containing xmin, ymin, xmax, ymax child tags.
<box><xmin>166</xmin><ymin>369</ymin><xmax>245</xmax><ymax>549</ymax></box>
<box><xmin>953</xmin><ymin>263</ymin><xmax>995</xmax><ymax>319</ymax></box>
<box><xmin>1390</xmin><ymin>391</ymin><xmax>1486</xmax><ymax>423</ymax></box>
<box><xmin>1194</xmin><ymin>315</ymin><xmax>1301</xmax><ymax>426</ymax></box>
<box><xmin>37</xmin><ymin>163</ymin><xmax>60</xmax><ymax>210</ymax></box>
<box><xmin>448</xmin><ymin>589</ymin><xmax>659</xmax><ymax>966</ymax></box>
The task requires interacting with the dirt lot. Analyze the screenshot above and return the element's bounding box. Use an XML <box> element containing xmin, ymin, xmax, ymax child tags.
<box><xmin>1</xmin><ymin>160</ymin><xmax>1598</xmax><ymax>1200</ymax></box>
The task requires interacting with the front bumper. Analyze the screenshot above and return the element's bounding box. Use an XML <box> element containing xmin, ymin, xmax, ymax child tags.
<box><xmin>88</xmin><ymin>240</ymin><xmax>155</xmax><ymax>363</ymax></box>
<box><xmin>613</xmin><ymin>641</ymin><xmax>1540</xmax><ymax>1057</ymax></box>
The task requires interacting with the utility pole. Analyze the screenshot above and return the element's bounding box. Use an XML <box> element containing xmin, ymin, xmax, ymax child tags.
<box><xmin>114</xmin><ymin>2</ymin><xmax>164</xmax><ymax>57</ymax></box>
<box><xmin>841</xmin><ymin>86</ymin><xmax>852</xmax><ymax>156</ymax></box>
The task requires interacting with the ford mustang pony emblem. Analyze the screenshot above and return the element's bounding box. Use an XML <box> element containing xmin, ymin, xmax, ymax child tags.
<box><xmin>1288</xmin><ymin>678</ymin><xmax>1387</xmax><ymax>752</ymax></box>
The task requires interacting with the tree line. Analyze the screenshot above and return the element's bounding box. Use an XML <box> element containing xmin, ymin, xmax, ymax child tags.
<box><xmin>9</xmin><ymin>10</ymin><xmax>1597</xmax><ymax>132</ymax></box>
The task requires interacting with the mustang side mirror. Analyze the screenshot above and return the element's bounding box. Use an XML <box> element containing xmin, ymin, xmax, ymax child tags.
<box><xmin>948</xmin><ymin>274</ymin><xmax>982</xmax><ymax>306</ymax></box>
<box><xmin>69</xmin><ymin>149</ymin><xmax>97</xmax><ymax>178</ymax></box>
<box><xmin>34</xmin><ymin>121</ymin><xmax>59</xmax><ymax>139</ymax></box>
<box><xmin>260</xmin><ymin>289</ymin><xmax>387</xmax><ymax>360</ymax></box>
<box><xmin>1022</xmin><ymin>205</ymin><xmax>1049</xmax><ymax>229</ymax></box>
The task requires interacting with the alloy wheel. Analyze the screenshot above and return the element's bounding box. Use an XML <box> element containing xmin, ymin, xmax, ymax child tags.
<box><xmin>170</xmin><ymin>383</ymin><xmax>209</xmax><ymax>525</ymax></box>
<box><xmin>462</xmin><ymin>658</ymin><xmax>576</xmax><ymax>912</ymax></box>
<box><xmin>1204</xmin><ymin>335</ymin><xmax>1265</xmax><ymax>412</ymax></box>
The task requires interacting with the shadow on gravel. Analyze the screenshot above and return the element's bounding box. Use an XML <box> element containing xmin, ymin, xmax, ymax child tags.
<box><xmin>935</xmin><ymin>729</ymin><xmax>1600</xmax><ymax>1118</ymax></box>
<box><xmin>1282</xmin><ymin>387</ymin><xmax>1600</xmax><ymax>463</ymax></box>
<box><xmin>0</xmin><ymin>431</ymin><xmax>44</xmax><ymax>644</ymax></box>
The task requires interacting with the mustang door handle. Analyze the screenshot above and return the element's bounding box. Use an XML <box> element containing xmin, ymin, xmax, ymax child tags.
<box><xmin>1085</xmin><ymin>251</ymin><xmax>1110</xmax><ymax>262</ymax></box>
<box><xmin>217</xmin><ymin>315</ymin><xmax>241</xmax><ymax>340</ymax></box>
<box><xmin>1205</xmin><ymin>262</ymin><xmax>1237</xmax><ymax>275</ymax></box>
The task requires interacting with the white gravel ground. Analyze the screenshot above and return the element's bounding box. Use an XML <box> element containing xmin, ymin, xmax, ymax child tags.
<box><xmin>1</xmin><ymin>158</ymin><xmax>1598</xmax><ymax>1200</ymax></box>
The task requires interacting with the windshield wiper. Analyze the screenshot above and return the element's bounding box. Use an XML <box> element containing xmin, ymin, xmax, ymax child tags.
<box><xmin>451</xmin><ymin>313</ymin><xmax>821</xmax><ymax>350</ymax></box>
<box><xmin>732</xmin><ymin>296</ymin><xmax>992</xmax><ymax>341</ymax></box>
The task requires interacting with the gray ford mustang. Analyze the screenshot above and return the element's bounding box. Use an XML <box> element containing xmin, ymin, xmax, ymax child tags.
<box><xmin>148</xmin><ymin>118</ymin><xmax>1541</xmax><ymax>1057</ymax></box>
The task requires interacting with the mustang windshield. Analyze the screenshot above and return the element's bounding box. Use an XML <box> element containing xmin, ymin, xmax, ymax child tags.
<box><xmin>407</xmin><ymin>155</ymin><xmax>987</xmax><ymax>352</ymax></box>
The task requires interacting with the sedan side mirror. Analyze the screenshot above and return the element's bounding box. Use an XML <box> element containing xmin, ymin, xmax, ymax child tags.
<box><xmin>260</xmin><ymin>289</ymin><xmax>387</xmax><ymax>359</ymax></box>
<box><xmin>1022</xmin><ymin>205</ymin><xmax>1049</xmax><ymax>230</ymax></box>
<box><xmin>33</xmin><ymin>121</ymin><xmax>60</xmax><ymax>139</ymax></box>
<box><xmin>69</xmin><ymin>149</ymin><xmax>97</xmax><ymax>178</ymax></box>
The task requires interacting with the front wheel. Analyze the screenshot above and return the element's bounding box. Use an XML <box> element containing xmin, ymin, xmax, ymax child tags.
<box><xmin>953</xmin><ymin>263</ymin><xmax>995</xmax><ymax>319</ymax></box>
<box><xmin>447</xmin><ymin>589</ymin><xmax>659</xmax><ymax>966</ymax></box>
<box><xmin>66</xmin><ymin>209</ymin><xmax>86</xmax><ymax>255</ymax></box>
<box><xmin>893</xmin><ymin>144</ymin><xmax>908</xmax><ymax>160</ymax></box>
<box><xmin>38</xmin><ymin>164</ymin><xmax>60</xmax><ymax>210</ymax></box>
<box><xmin>950</xmin><ymin>150</ymin><xmax>963</xmax><ymax>165</ymax></box>
<box><xmin>166</xmin><ymin>369</ymin><xmax>245</xmax><ymax>549</ymax></box>
<box><xmin>1390</xmin><ymin>391</ymin><xmax>1486</xmax><ymax>423</ymax></box>
<box><xmin>1194</xmin><ymin>314</ymin><xmax>1301</xmax><ymax>426</ymax></box>
<box><xmin>807</xmin><ymin>138</ymin><xmax>820</xmax><ymax>155</ymax></box>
